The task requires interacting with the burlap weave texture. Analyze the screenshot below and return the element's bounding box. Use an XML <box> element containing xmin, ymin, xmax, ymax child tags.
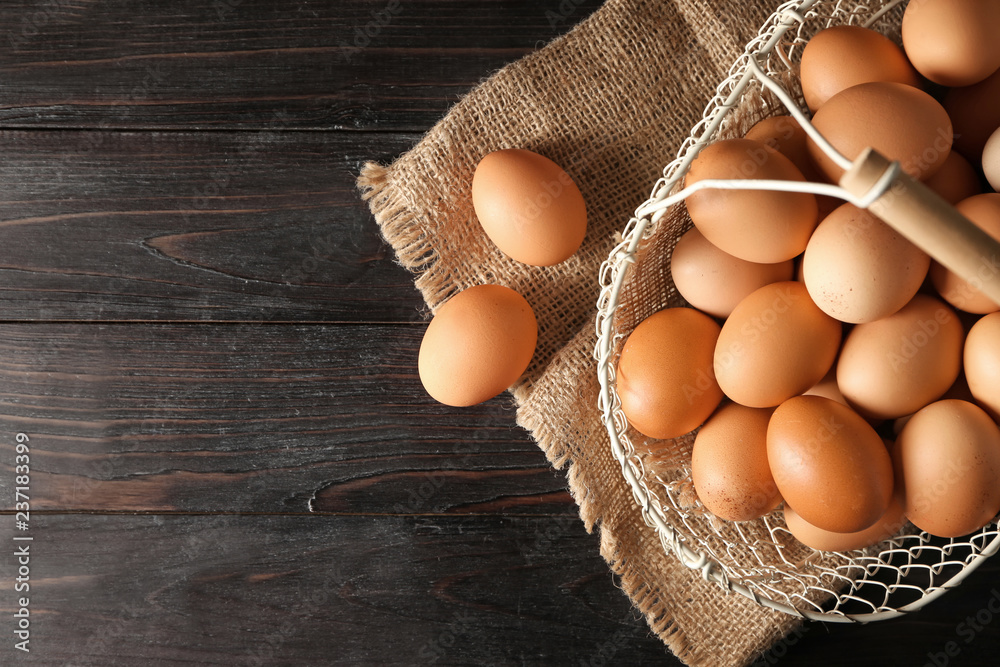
<box><xmin>358</xmin><ymin>1</ymin><xmax>802</xmax><ymax>664</ymax></box>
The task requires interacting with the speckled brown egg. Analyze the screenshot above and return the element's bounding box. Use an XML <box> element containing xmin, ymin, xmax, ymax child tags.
<box><xmin>930</xmin><ymin>194</ymin><xmax>1000</xmax><ymax>314</ymax></box>
<box><xmin>418</xmin><ymin>284</ymin><xmax>537</xmax><ymax>407</ymax></box>
<box><xmin>837</xmin><ymin>295</ymin><xmax>964</xmax><ymax>420</ymax></box>
<box><xmin>715</xmin><ymin>281</ymin><xmax>842</xmax><ymax>408</ymax></box>
<box><xmin>692</xmin><ymin>403</ymin><xmax>780</xmax><ymax>522</ymax></box>
<box><xmin>670</xmin><ymin>227</ymin><xmax>794</xmax><ymax>319</ymax></box>
<box><xmin>895</xmin><ymin>399</ymin><xmax>1000</xmax><ymax>538</ymax></box>
<box><xmin>617</xmin><ymin>308</ymin><xmax>724</xmax><ymax>440</ymax></box>
<box><xmin>808</xmin><ymin>81</ymin><xmax>953</xmax><ymax>181</ymax></box>
<box><xmin>768</xmin><ymin>395</ymin><xmax>894</xmax><ymax>534</ymax></box>
<box><xmin>472</xmin><ymin>148</ymin><xmax>587</xmax><ymax>266</ymax></box>
<box><xmin>965</xmin><ymin>312</ymin><xmax>1000</xmax><ymax>421</ymax></box>
<box><xmin>803</xmin><ymin>203</ymin><xmax>930</xmax><ymax>323</ymax></box>
<box><xmin>801</xmin><ymin>25</ymin><xmax>920</xmax><ymax>112</ymax></box>
<box><xmin>685</xmin><ymin>139</ymin><xmax>818</xmax><ymax>263</ymax></box>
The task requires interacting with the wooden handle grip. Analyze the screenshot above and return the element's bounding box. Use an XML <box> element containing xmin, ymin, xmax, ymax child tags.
<box><xmin>839</xmin><ymin>148</ymin><xmax>1000</xmax><ymax>307</ymax></box>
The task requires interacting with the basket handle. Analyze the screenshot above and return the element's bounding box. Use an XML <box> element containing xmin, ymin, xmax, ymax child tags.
<box><xmin>839</xmin><ymin>148</ymin><xmax>1000</xmax><ymax>307</ymax></box>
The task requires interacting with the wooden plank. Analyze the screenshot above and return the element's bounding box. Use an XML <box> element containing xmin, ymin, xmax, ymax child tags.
<box><xmin>1</xmin><ymin>513</ymin><xmax>999</xmax><ymax>666</ymax></box>
<box><xmin>0</xmin><ymin>129</ymin><xmax>429</xmax><ymax>323</ymax></box>
<box><xmin>0</xmin><ymin>323</ymin><xmax>574</xmax><ymax>514</ymax></box>
<box><xmin>0</xmin><ymin>0</ymin><xmax>604</xmax><ymax>132</ymax></box>
<box><xmin>0</xmin><ymin>513</ymin><xmax>675</xmax><ymax>666</ymax></box>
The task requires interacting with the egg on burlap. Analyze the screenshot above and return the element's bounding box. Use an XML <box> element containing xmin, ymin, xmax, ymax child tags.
<box><xmin>418</xmin><ymin>284</ymin><xmax>537</xmax><ymax>407</ymax></box>
<box><xmin>472</xmin><ymin>148</ymin><xmax>587</xmax><ymax>266</ymax></box>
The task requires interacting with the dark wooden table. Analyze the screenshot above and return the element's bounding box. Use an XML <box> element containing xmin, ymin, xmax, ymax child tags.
<box><xmin>0</xmin><ymin>1</ymin><xmax>997</xmax><ymax>665</ymax></box>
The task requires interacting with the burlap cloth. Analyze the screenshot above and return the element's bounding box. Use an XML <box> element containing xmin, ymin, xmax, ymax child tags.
<box><xmin>358</xmin><ymin>1</ymin><xmax>803</xmax><ymax>664</ymax></box>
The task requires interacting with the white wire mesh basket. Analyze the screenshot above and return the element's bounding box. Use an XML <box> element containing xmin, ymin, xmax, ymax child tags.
<box><xmin>594</xmin><ymin>0</ymin><xmax>1000</xmax><ymax>622</ymax></box>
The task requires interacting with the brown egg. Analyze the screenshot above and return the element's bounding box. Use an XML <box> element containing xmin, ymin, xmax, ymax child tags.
<box><xmin>929</xmin><ymin>194</ymin><xmax>1000</xmax><ymax>314</ymax></box>
<box><xmin>418</xmin><ymin>284</ymin><xmax>537</xmax><ymax>407</ymax></box>
<box><xmin>808</xmin><ymin>364</ymin><xmax>888</xmax><ymax>431</ymax></box>
<box><xmin>670</xmin><ymin>227</ymin><xmax>794</xmax><ymax>319</ymax></box>
<box><xmin>768</xmin><ymin>396</ymin><xmax>894</xmax><ymax>533</ymax></box>
<box><xmin>893</xmin><ymin>373</ymin><xmax>976</xmax><ymax>435</ymax></box>
<box><xmin>685</xmin><ymin>139</ymin><xmax>818</xmax><ymax>263</ymax></box>
<box><xmin>985</xmin><ymin>126</ymin><xmax>1000</xmax><ymax>192</ymax></box>
<box><xmin>895</xmin><ymin>399</ymin><xmax>1000</xmax><ymax>538</ymax></box>
<box><xmin>902</xmin><ymin>0</ymin><xmax>1000</xmax><ymax>87</ymax></box>
<box><xmin>808</xmin><ymin>81</ymin><xmax>953</xmax><ymax>182</ymax></box>
<box><xmin>837</xmin><ymin>294</ymin><xmax>964</xmax><ymax>420</ymax></box>
<box><xmin>924</xmin><ymin>151</ymin><xmax>983</xmax><ymax>205</ymax></box>
<box><xmin>715</xmin><ymin>281</ymin><xmax>841</xmax><ymax>408</ymax></box>
<box><xmin>800</xmin><ymin>25</ymin><xmax>920</xmax><ymax>112</ymax></box>
<box><xmin>944</xmin><ymin>68</ymin><xmax>1000</xmax><ymax>163</ymax></box>
<box><xmin>617</xmin><ymin>308</ymin><xmax>723</xmax><ymax>440</ymax></box>
<box><xmin>784</xmin><ymin>489</ymin><xmax>906</xmax><ymax>552</ymax></box>
<box><xmin>965</xmin><ymin>312</ymin><xmax>1000</xmax><ymax>420</ymax></box>
<box><xmin>744</xmin><ymin>115</ymin><xmax>824</xmax><ymax>182</ymax></box>
<box><xmin>803</xmin><ymin>365</ymin><xmax>848</xmax><ymax>407</ymax></box>
<box><xmin>691</xmin><ymin>403</ymin><xmax>780</xmax><ymax>522</ymax></box>
<box><xmin>472</xmin><ymin>148</ymin><xmax>586</xmax><ymax>266</ymax></box>
<box><xmin>803</xmin><ymin>203</ymin><xmax>930</xmax><ymax>323</ymax></box>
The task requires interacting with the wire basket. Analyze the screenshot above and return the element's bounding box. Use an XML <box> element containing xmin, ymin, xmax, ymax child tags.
<box><xmin>594</xmin><ymin>0</ymin><xmax>1000</xmax><ymax>622</ymax></box>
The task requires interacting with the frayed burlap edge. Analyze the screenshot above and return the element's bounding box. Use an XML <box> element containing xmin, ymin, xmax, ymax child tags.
<box><xmin>358</xmin><ymin>162</ymin><xmax>437</xmax><ymax>279</ymax></box>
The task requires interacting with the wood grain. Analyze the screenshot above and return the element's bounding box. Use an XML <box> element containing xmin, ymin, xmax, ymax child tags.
<box><xmin>0</xmin><ymin>323</ymin><xmax>573</xmax><ymax>514</ymax></box>
<box><xmin>0</xmin><ymin>0</ymin><xmax>604</xmax><ymax>132</ymax></box>
<box><xmin>0</xmin><ymin>514</ymin><xmax>671</xmax><ymax>666</ymax></box>
<box><xmin>0</xmin><ymin>129</ymin><xmax>428</xmax><ymax>323</ymax></box>
<box><xmin>0</xmin><ymin>514</ymin><xmax>998</xmax><ymax>666</ymax></box>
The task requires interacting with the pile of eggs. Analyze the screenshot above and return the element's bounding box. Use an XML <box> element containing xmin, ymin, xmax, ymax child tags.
<box><xmin>417</xmin><ymin>149</ymin><xmax>587</xmax><ymax>407</ymax></box>
<box><xmin>619</xmin><ymin>0</ymin><xmax>1000</xmax><ymax>552</ymax></box>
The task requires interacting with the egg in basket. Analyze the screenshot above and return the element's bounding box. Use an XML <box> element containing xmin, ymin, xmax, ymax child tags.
<box><xmin>594</xmin><ymin>0</ymin><xmax>1000</xmax><ymax>621</ymax></box>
